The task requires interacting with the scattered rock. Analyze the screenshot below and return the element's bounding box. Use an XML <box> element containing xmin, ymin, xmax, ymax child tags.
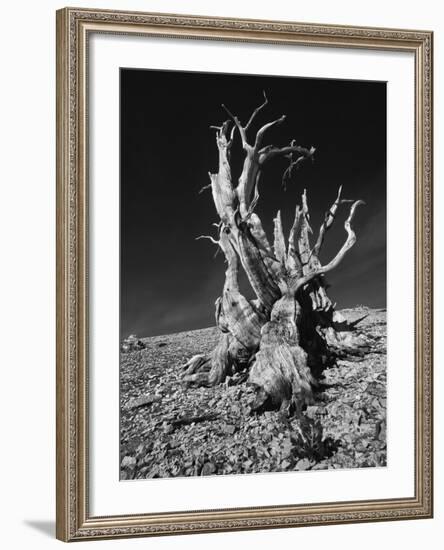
<box><xmin>121</xmin><ymin>455</ymin><xmax>137</xmax><ymax>471</ymax></box>
<box><xmin>295</xmin><ymin>458</ymin><xmax>313</xmax><ymax>471</ymax></box>
<box><xmin>121</xmin><ymin>334</ymin><xmax>145</xmax><ymax>353</ymax></box>
<box><xmin>281</xmin><ymin>438</ymin><xmax>293</xmax><ymax>459</ymax></box>
<box><xmin>200</xmin><ymin>462</ymin><xmax>217</xmax><ymax>476</ymax></box>
<box><xmin>162</xmin><ymin>423</ymin><xmax>173</xmax><ymax>435</ymax></box>
<box><xmin>126</xmin><ymin>394</ymin><xmax>162</xmax><ymax>410</ymax></box>
<box><xmin>222</xmin><ymin>424</ymin><xmax>236</xmax><ymax>435</ymax></box>
<box><xmin>171</xmin><ymin>413</ymin><xmax>219</xmax><ymax>427</ymax></box>
<box><xmin>120</xmin><ymin>309</ymin><xmax>387</xmax><ymax>478</ymax></box>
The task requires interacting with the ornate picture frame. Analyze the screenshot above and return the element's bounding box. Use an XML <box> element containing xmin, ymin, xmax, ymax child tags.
<box><xmin>56</xmin><ymin>7</ymin><xmax>433</xmax><ymax>542</ymax></box>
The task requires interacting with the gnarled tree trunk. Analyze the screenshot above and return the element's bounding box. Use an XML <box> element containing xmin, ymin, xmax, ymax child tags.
<box><xmin>182</xmin><ymin>93</ymin><xmax>365</xmax><ymax>414</ymax></box>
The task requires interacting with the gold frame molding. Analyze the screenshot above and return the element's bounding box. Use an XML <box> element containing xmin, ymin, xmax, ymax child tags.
<box><xmin>56</xmin><ymin>7</ymin><xmax>433</xmax><ymax>542</ymax></box>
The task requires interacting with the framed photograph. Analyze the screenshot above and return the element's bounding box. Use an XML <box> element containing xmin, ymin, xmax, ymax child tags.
<box><xmin>56</xmin><ymin>7</ymin><xmax>433</xmax><ymax>542</ymax></box>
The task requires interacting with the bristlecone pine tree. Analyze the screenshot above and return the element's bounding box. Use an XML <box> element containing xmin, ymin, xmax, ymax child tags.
<box><xmin>182</xmin><ymin>93</ymin><xmax>366</xmax><ymax>416</ymax></box>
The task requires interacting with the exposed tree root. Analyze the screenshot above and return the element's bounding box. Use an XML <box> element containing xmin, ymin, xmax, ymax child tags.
<box><xmin>182</xmin><ymin>332</ymin><xmax>252</xmax><ymax>387</ymax></box>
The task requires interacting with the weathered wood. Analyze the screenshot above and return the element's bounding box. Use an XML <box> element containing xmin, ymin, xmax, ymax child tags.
<box><xmin>184</xmin><ymin>96</ymin><xmax>364</xmax><ymax>413</ymax></box>
<box><xmin>291</xmin><ymin>199</ymin><xmax>365</xmax><ymax>293</ymax></box>
<box><xmin>249</xmin><ymin>292</ymin><xmax>314</xmax><ymax>411</ymax></box>
<box><xmin>273</xmin><ymin>211</ymin><xmax>287</xmax><ymax>265</ymax></box>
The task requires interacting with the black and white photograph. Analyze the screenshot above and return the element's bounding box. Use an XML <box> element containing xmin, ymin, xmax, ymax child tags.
<box><xmin>1</xmin><ymin>0</ymin><xmax>437</xmax><ymax>546</ymax></box>
<box><xmin>119</xmin><ymin>68</ymin><xmax>387</xmax><ymax>480</ymax></box>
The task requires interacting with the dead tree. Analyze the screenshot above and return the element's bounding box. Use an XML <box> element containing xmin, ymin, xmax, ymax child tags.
<box><xmin>182</xmin><ymin>93</ymin><xmax>365</xmax><ymax>414</ymax></box>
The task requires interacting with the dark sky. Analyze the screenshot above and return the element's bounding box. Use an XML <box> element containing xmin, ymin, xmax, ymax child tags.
<box><xmin>120</xmin><ymin>68</ymin><xmax>386</xmax><ymax>338</ymax></box>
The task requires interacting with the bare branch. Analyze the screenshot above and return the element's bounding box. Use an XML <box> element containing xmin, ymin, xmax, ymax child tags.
<box><xmin>245</xmin><ymin>91</ymin><xmax>268</xmax><ymax>130</ymax></box>
<box><xmin>288</xmin><ymin>205</ymin><xmax>302</xmax><ymax>250</ymax></box>
<box><xmin>312</xmin><ymin>185</ymin><xmax>342</xmax><ymax>255</ymax></box>
<box><xmin>259</xmin><ymin>143</ymin><xmax>315</xmax><ymax>165</ymax></box>
<box><xmin>255</xmin><ymin>115</ymin><xmax>286</xmax><ymax>147</ymax></box>
<box><xmin>287</xmin><ymin>205</ymin><xmax>303</xmax><ymax>275</ymax></box>
<box><xmin>196</xmin><ymin>235</ymin><xmax>219</xmax><ymax>245</ymax></box>
<box><xmin>221</xmin><ymin>103</ymin><xmax>236</xmax><ymax>121</ymax></box>
<box><xmin>282</xmin><ymin>155</ymin><xmax>306</xmax><ymax>189</ymax></box>
<box><xmin>312</xmin><ymin>186</ymin><xmax>359</xmax><ymax>258</ymax></box>
<box><xmin>222</xmin><ymin>104</ymin><xmax>248</xmax><ymax>149</ymax></box>
<box><xmin>273</xmin><ymin>210</ymin><xmax>287</xmax><ymax>264</ymax></box>
<box><xmin>301</xmin><ymin>188</ymin><xmax>313</xmax><ymax>234</ymax></box>
<box><xmin>292</xmin><ymin>200</ymin><xmax>365</xmax><ymax>293</ymax></box>
<box><xmin>230</xmin><ymin>124</ymin><xmax>236</xmax><ymax>142</ymax></box>
<box><xmin>198</xmin><ymin>183</ymin><xmax>212</xmax><ymax>194</ymax></box>
<box><xmin>296</xmin><ymin>189</ymin><xmax>313</xmax><ymax>272</ymax></box>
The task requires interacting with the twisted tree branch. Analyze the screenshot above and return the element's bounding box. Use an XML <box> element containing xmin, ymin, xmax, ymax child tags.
<box><xmin>259</xmin><ymin>143</ymin><xmax>315</xmax><ymax>165</ymax></box>
<box><xmin>245</xmin><ymin>90</ymin><xmax>268</xmax><ymax>130</ymax></box>
<box><xmin>312</xmin><ymin>185</ymin><xmax>356</xmax><ymax>257</ymax></box>
<box><xmin>291</xmin><ymin>200</ymin><xmax>365</xmax><ymax>293</ymax></box>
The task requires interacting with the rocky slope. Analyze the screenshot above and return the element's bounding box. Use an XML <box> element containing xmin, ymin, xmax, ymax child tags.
<box><xmin>120</xmin><ymin>306</ymin><xmax>386</xmax><ymax>479</ymax></box>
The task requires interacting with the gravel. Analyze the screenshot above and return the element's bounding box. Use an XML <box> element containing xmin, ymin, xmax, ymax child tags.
<box><xmin>120</xmin><ymin>307</ymin><xmax>386</xmax><ymax>479</ymax></box>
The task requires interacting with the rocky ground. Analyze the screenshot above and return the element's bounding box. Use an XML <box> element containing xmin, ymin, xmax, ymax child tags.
<box><xmin>120</xmin><ymin>306</ymin><xmax>386</xmax><ymax>480</ymax></box>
